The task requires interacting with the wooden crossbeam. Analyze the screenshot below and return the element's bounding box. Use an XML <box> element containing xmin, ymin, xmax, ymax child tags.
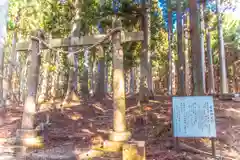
<box><xmin>16</xmin><ymin>31</ymin><xmax>144</xmax><ymax>51</ymax></box>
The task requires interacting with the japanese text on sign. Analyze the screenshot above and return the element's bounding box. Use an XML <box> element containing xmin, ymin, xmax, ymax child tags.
<box><xmin>172</xmin><ymin>96</ymin><xmax>216</xmax><ymax>138</ymax></box>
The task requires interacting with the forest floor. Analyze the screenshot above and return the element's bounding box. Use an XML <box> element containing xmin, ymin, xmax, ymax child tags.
<box><xmin>0</xmin><ymin>95</ymin><xmax>240</xmax><ymax>160</ymax></box>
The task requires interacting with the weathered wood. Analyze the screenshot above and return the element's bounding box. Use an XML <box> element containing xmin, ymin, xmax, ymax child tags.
<box><xmin>109</xmin><ymin>19</ymin><xmax>131</xmax><ymax>142</ymax></box>
<box><xmin>16</xmin><ymin>31</ymin><xmax>144</xmax><ymax>51</ymax></box>
<box><xmin>21</xmin><ymin>30</ymin><xmax>42</xmax><ymax>130</ymax></box>
<box><xmin>16</xmin><ymin>30</ymin><xmax>42</xmax><ymax>159</ymax></box>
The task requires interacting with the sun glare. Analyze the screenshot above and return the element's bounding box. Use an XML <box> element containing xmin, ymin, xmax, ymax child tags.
<box><xmin>224</xmin><ymin>1</ymin><xmax>240</xmax><ymax>20</ymax></box>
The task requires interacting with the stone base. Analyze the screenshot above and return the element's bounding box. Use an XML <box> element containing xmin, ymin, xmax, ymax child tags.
<box><xmin>232</xmin><ymin>97</ymin><xmax>240</xmax><ymax>102</ymax></box>
<box><xmin>122</xmin><ymin>141</ymin><xmax>145</xmax><ymax>160</ymax></box>
<box><xmin>109</xmin><ymin>131</ymin><xmax>131</xmax><ymax>142</ymax></box>
<box><xmin>16</xmin><ymin>129</ymin><xmax>44</xmax><ymax>148</ymax></box>
<box><xmin>26</xmin><ymin>146</ymin><xmax>76</xmax><ymax>160</ymax></box>
<box><xmin>218</xmin><ymin>93</ymin><xmax>235</xmax><ymax>100</ymax></box>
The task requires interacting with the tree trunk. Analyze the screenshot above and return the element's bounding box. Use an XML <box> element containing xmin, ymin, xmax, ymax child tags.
<box><xmin>7</xmin><ymin>31</ymin><xmax>17</xmax><ymax>103</ymax></box>
<box><xmin>95</xmin><ymin>46</ymin><xmax>105</xmax><ymax>100</ymax></box>
<box><xmin>130</xmin><ymin>67</ymin><xmax>135</xmax><ymax>95</ymax></box>
<box><xmin>189</xmin><ymin>0</ymin><xmax>205</xmax><ymax>95</ymax></box>
<box><xmin>7</xmin><ymin>8</ymin><xmax>21</xmax><ymax>104</ymax></box>
<box><xmin>199</xmin><ymin>3</ymin><xmax>206</xmax><ymax>94</ymax></box>
<box><xmin>16</xmin><ymin>51</ymin><xmax>21</xmax><ymax>101</ymax></box>
<box><xmin>183</xmin><ymin>12</ymin><xmax>191</xmax><ymax>95</ymax></box>
<box><xmin>176</xmin><ymin>0</ymin><xmax>185</xmax><ymax>96</ymax></box>
<box><xmin>146</xmin><ymin>1</ymin><xmax>154</xmax><ymax>98</ymax></box>
<box><xmin>20</xmin><ymin>55</ymin><xmax>29</xmax><ymax>102</ymax></box>
<box><xmin>139</xmin><ymin>0</ymin><xmax>152</xmax><ymax>103</ymax></box>
<box><xmin>216</xmin><ymin>0</ymin><xmax>228</xmax><ymax>94</ymax></box>
<box><xmin>167</xmin><ymin>0</ymin><xmax>173</xmax><ymax>96</ymax></box>
<box><xmin>50</xmin><ymin>52</ymin><xmax>60</xmax><ymax>100</ymax></box>
<box><xmin>89</xmin><ymin>52</ymin><xmax>95</xmax><ymax>96</ymax></box>
<box><xmin>136</xmin><ymin>65</ymin><xmax>140</xmax><ymax>94</ymax></box>
<box><xmin>64</xmin><ymin>0</ymin><xmax>82</xmax><ymax>102</ymax></box>
<box><xmin>0</xmin><ymin>0</ymin><xmax>9</xmax><ymax>124</ymax></box>
<box><xmin>205</xmin><ymin>10</ymin><xmax>215</xmax><ymax>94</ymax></box>
<box><xmin>104</xmin><ymin>52</ymin><xmax>108</xmax><ymax>94</ymax></box>
<box><xmin>80</xmin><ymin>47</ymin><xmax>89</xmax><ymax>98</ymax></box>
<box><xmin>38</xmin><ymin>51</ymin><xmax>50</xmax><ymax>103</ymax></box>
<box><xmin>56</xmin><ymin>52</ymin><xmax>67</xmax><ymax>98</ymax></box>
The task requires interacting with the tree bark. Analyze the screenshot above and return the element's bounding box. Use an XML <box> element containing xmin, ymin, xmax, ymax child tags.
<box><xmin>20</xmin><ymin>55</ymin><xmax>29</xmax><ymax>102</ymax></box>
<box><xmin>7</xmin><ymin>31</ymin><xmax>17</xmax><ymax>103</ymax></box>
<box><xmin>146</xmin><ymin>1</ymin><xmax>154</xmax><ymax>98</ymax></box>
<box><xmin>130</xmin><ymin>67</ymin><xmax>135</xmax><ymax>95</ymax></box>
<box><xmin>199</xmin><ymin>3</ymin><xmax>206</xmax><ymax>94</ymax></box>
<box><xmin>205</xmin><ymin>9</ymin><xmax>215</xmax><ymax>94</ymax></box>
<box><xmin>167</xmin><ymin>0</ymin><xmax>173</xmax><ymax>96</ymax></box>
<box><xmin>139</xmin><ymin>0</ymin><xmax>152</xmax><ymax>103</ymax></box>
<box><xmin>7</xmin><ymin>8</ymin><xmax>21</xmax><ymax>104</ymax></box>
<box><xmin>216</xmin><ymin>0</ymin><xmax>228</xmax><ymax>94</ymax></box>
<box><xmin>64</xmin><ymin>0</ymin><xmax>83</xmax><ymax>102</ymax></box>
<box><xmin>95</xmin><ymin>46</ymin><xmax>105</xmax><ymax>100</ymax></box>
<box><xmin>38</xmin><ymin>51</ymin><xmax>50</xmax><ymax>103</ymax></box>
<box><xmin>189</xmin><ymin>0</ymin><xmax>205</xmax><ymax>95</ymax></box>
<box><xmin>80</xmin><ymin>47</ymin><xmax>89</xmax><ymax>98</ymax></box>
<box><xmin>183</xmin><ymin>12</ymin><xmax>191</xmax><ymax>95</ymax></box>
<box><xmin>104</xmin><ymin>52</ymin><xmax>108</xmax><ymax>94</ymax></box>
<box><xmin>50</xmin><ymin>52</ymin><xmax>60</xmax><ymax>100</ymax></box>
<box><xmin>176</xmin><ymin>0</ymin><xmax>185</xmax><ymax>96</ymax></box>
<box><xmin>89</xmin><ymin>52</ymin><xmax>96</xmax><ymax>96</ymax></box>
<box><xmin>0</xmin><ymin>0</ymin><xmax>9</xmax><ymax>124</ymax></box>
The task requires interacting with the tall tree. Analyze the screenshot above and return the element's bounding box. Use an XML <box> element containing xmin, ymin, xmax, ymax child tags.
<box><xmin>189</xmin><ymin>0</ymin><xmax>205</xmax><ymax>95</ymax></box>
<box><xmin>216</xmin><ymin>0</ymin><xmax>228</xmax><ymax>94</ymax></box>
<box><xmin>147</xmin><ymin>0</ymin><xmax>154</xmax><ymax>98</ymax></box>
<box><xmin>95</xmin><ymin>46</ymin><xmax>105</xmax><ymax>100</ymax></box>
<box><xmin>183</xmin><ymin>11</ymin><xmax>190</xmax><ymax>95</ymax></box>
<box><xmin>38</xmin><ymin>50</ymin><xmax>51</xmax><ymax>102</ymax></box>
<box><xmin>64</xmin><ymin>0</ymin><xmax>83</xmax><ymax>102</ymax></box>
<box><xmin>205</xmin><ymin>8</ymin><xmax>215</xmax><ymax>94</ymax></box>
<box><xmin>0</xmin><ymin>0</ymin><xmax>9</xmax><ymax>125</ymax></box>
<box><xmin>167</xmin><ymin>0</ymin><xmax>173</xmax><ymax>95</ymax></box>
<box><xmin>7</xmin><ymin>8</ymin><xmax>20</xmax><ymax>104</ymax></box>
<box><xmin>81</xmin><ymin>47</ymin><xmax>89</xmax><ymax>97</ymax></box>
<box><xmin>139</xmin><ymin>0</ymin><xmax>153</xmax><ymax>103</ymax></box>
<box><xmin>176</xmin><ymin>0</ymin><xmax>185</xmax><ymax>96</ymax></box>
<box><xmin>199</xmin><ymin>2</ymin><xmax>206</xmax><ymax>94</ymax></box>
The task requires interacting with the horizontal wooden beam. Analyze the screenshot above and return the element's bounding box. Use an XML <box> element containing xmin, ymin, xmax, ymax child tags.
<box><xmin>16</xmin><ymin>31</ymin><xmax>144</xmax><ymax>51</ymax></box>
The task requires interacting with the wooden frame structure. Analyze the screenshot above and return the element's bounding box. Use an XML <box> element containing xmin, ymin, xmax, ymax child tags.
<box><xmin>15</xmin><ymin>28</ymin><xmax>146</xmax><ymax>159</ymax></box>
<box><xmin>16</xmin><ymin>31</ymin><xmax>144</xmax><ymax>51</ymax></box>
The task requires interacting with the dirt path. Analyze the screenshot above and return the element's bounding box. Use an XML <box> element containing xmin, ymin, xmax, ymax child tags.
<box><xmin>0</xmin><ymin>96</ymin><xmax>239</xmax><ymax>159</ymax></box>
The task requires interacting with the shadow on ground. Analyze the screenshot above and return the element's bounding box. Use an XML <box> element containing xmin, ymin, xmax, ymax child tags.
<box><xmin>0</xmin><ymin>95</ymin><xmax>239</xmax><ymax>159</ymax></box>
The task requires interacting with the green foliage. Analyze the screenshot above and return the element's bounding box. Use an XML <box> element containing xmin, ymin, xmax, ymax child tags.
<box><xmin>6</xmin><ymin>0</ymin><xmax>174</xmax><ymax>79</ymax></box>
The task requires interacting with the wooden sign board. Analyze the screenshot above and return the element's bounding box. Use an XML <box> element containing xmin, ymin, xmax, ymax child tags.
<box><xmin>172</xmin><ymin>96</ymin><xmax>216</xmax><ymax>138</ymax></box>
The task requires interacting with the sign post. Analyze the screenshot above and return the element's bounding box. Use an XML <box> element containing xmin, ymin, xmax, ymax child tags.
<box><xmin>172</xmin><ymin>96</ymin><xmax>216</xmax><ymax>158</ymax></box>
